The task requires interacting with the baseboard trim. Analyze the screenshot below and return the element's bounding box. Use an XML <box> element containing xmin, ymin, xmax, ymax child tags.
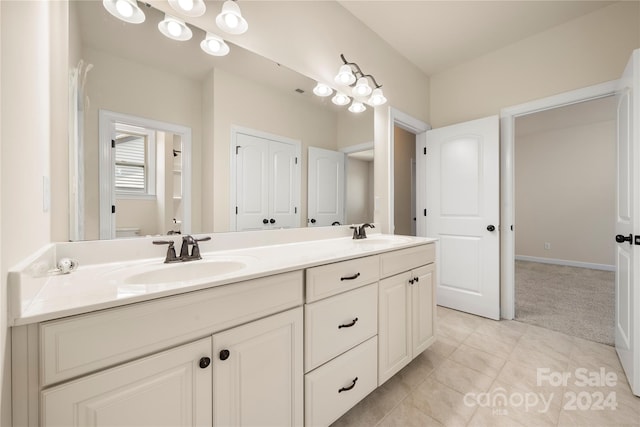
<box><xmin>515</xmin><ymin>255</ymin><xmax>615</xmax><ymax>272</ymax></box>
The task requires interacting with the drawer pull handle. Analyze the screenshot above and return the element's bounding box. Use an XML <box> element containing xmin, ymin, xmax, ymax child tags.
<box><xmin>340</xmin><ymin>272</ymin><xmax>361</xmax><ymax>281</ymax></box>
<box><xmin>338</xmin><ymin>317</ymin><xmax>359</xmax><ymax>329</ymax></box>
<box><xmin>338</xmin><ymin>377</ymin><xmax>358</xmax><ymax>393</ymax></box>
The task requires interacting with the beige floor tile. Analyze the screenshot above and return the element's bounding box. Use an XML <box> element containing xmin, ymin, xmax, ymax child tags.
<box><xmin>508</xmin><ymin>340</ymin><xmax>570</xmax><ymax>373</ymax></box>
<box><xmin>467</xmin><ymin>406</ymin><xmax>526</xmax><ymax>427</ymax></box>
<box><xmin>437</xmin><ymin>318</ymin><xmax>474</xmax><ymax>343</ymax></box>
<box><xmin>445</xmin><ymin>308</ymin><xmax>491</xmax><ymax>331</ymax></box>
<box><xmin>463</xmin><ymin>329</ymin><xmax>518</xmax><ymax>359</ymax></box>
<box><xmin>496</xmin><ymin>360</ymin><xmax>563</xmax><ymax>396</ymax></box>
<box><xmin>399</xmin><ymin>350</ymin><xmax>444</xmax><ymax>388</ymax></box>
<box><xmin>404</xmin><ymin>376</ymin><xmax>477</xmax><ymax>427</ymax></box>
<box><xmin>430</xmin><ymin>333</ymin><xmax>461</xmax><ymax>359</ymax></box>
<box><xmin>485</xmin><ymin>380</ymin><xmax>564</xmax><ymax>426</ymax></box>
<box><xmin>519</xmin><ymin>329</ymin><xmax>574</xmax><ymax>358</ymax></box>
<box><xmin>449</xmin><ymin>343</ymin><xmax>506</xmax><ymax>379</ymax></box>
<box><xmin>377</xmin><ymin>399</ymin><xmax>444</xmax><ymax>427</ymax></box>
<box><xmin>475</xmin><ymin>320</ymin><xmax>527</xmax><ymax>342</ymax></box>
<box><xmin>330</xmin><ymin>385</ymin><xmax>399</xmax><ymax>427</ymax></box>
<box><xmin>436</xmin><ymin>305</ymin><xmax>455</xmax><ymax>320</ymax></box>
<box><xmin>432</xmin><ymin>359</ymin><xmax>494</xmax><ymax>396</ymax></box>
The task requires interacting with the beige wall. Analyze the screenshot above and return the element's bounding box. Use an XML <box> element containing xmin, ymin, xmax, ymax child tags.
<box><xmin>393</xmin><ymin>126</ymin><xmax>416</xmax><ymax>236</ymax></box>
<box><xmin>81</xmin><ymin>47</ymin><xmax>203</xmax><ymax>239</ymax></box>
<box><xmin>211</xmin><ymin>67</ymin><xmax>367</xmax><ymax>232</ymax></box>
<box><xmin>430</xmin><ymin>1</ymin><xmax>640</xmax><ymax>127</ymax></box>
<box><xmin>346</xmin><ymin>157</ymin><xmax>373</xmax><ymax>224</ymax></box>
<box><xmin>515</xmin><ymin>119</ymin><xmax>615</xmax><ymax>266</ymax></box>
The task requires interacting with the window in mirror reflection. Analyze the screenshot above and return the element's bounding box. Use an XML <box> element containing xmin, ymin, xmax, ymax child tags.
<box><xmin>114</xmin><ymin>125</ymin><xmax>155</xmax><ymax>196</ymax></box>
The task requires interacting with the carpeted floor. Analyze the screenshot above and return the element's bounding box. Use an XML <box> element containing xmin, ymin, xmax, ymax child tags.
<box><xmin>515</xmin><ymin>260</ymin><xmax>615</xmax><ymax>345</ymax></box>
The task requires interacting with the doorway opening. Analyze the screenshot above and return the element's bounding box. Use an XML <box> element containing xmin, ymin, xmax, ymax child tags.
<box><xmin>513</xmin><ymin>96</ymin><xmax>616</xmax><ymax>345</ymax></box>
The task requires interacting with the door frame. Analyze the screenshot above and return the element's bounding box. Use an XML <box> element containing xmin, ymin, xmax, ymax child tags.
<box><xmin>500</xmin><ymin>80</ymin><xmax>618</xmax><ymax>319</ymax></box>
<box><xmin>388</xmin><ymin>107</ymin><xmax>430</xmax><ymax>234</ymax></box>
<box><xmin>98</xmin><ymin>110</ymin><xmax>192</xmax><ymax>239</ymax></box>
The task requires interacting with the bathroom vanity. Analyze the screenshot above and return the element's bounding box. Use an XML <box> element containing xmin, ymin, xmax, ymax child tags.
<box><xmin>9</xmin><ymin>230</ymin><xmax>437</xmax><ymax>426</ymax></box>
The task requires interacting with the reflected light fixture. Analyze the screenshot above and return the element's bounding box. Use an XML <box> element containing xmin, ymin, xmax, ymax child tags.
<box><xmin>348</xmin><ymin>101</ymin><xmax>366</xmax><ymax>113</ymax></box>
<box><xmin>313</xmin><ymin>83</ymin><xmax>333</xmax><ymax>97</ymax></box>
<box><xmin>158</xmin><ymin>14</ymin><xmax>193</xmax><ymax>41</ymax></box>
<box><xmin>168</xmin><ymin>0</ymin><xmax>206</xmax><ymax>17</ymax></box>
<box><xmin>216</xmin><ymin>0</ymin><xmax>248</xmax><ymax>35</ymax></box>
<box><xmin>332</xmin><ymin>92</ymin><xmax>350</xmax><ymax>106</ymax></box>
<box><xmin>201</xmin><ymin>33</ymin><xmax>230</xmax><ymax>56</ymax></box>
<box><xmin>103</xmin><ymin>0</ymin><xmax>145</xmax><ymax>24</ymax></box>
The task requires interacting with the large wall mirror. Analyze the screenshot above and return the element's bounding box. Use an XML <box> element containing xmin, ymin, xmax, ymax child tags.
<box><xmin>69</xmin><ymin>0</ymin><xmax>374</xmax><ymax>240</ymax></box>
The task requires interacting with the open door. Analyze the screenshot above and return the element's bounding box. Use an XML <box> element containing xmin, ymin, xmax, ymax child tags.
<box><xmin>425</xmin><ymin>115</ymin><xmax>500</xmax><ymax>320</ymax></box>
<box><xmin>614</xmin><ymin>50</ymin><xmax>640</xmax><ymax>397</ymax></box>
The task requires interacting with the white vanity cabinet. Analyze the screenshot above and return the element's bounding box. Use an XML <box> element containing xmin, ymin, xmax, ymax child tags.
<box><xmin>378</xmin><ymin>245</ymin><xmax>436</xmax><ymax>385</ymax></box>
<box><xmin>303</xmin><ymin>256</ymin><xmax>380</xmax><ymax>427</ymax></box>
<box><xmin>13</xmin><ymin>271</ymin><xmax>304</xmax><ymax>427</ymax></box>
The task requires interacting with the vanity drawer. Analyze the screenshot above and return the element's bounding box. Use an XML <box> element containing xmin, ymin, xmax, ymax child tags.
<box><xmin>380</xmin><ymin>243</ymin><xmax>435</xmax><ymax>278</ymax></box>
<box><xmin>304</xmin><ymin>336</ymin><xmax>377</xmax><ymax>427</ymax></box>
<box><xmin>40</xmin><ymin>271</ymin><xmax>303</xmax><ymax>386</ymax></box>
<box><xmin>306</xmin><ymin>255</ymin><xmax>379</xmax><ymax>303</ymax></box>
<box><xmin>305</xmin><ymin>283</ymin><xmax>377</xmax><ymax>372</ymax></box>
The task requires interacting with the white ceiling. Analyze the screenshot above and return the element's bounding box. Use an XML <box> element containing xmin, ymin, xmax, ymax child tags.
<box><xmin>338</xmin><ymin>0</ymin><xmax>617</xmax><ymax>76</ymax></box>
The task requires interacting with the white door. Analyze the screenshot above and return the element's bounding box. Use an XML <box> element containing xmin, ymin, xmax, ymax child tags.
<box><xmin>426</xmin><ymin>115</ymin><xmax>500</xmax><ymax>320</ymax></box>
<box><xmin>615</xmin><ymin>50</ymin><xmax>640</xmax><ymax>396</ymax></box>
<box><xmin>235</xmin><ymin>130</ymin><xmax>301</xmax><ymax>231</ymax></box>
<box><xmin>213</xmin><ymin>308</ymin><xmax>303</xmax><ymax>427</ymax></box>
<box><xmin>269</xmin><ymin>141</ymin><xmax>299</xmax><ymax>229</ymax></box>
<box><xmin>308</xmin><ymin>147</ymin><xmax>345</xmax><ymax>227</ymax></box>
<box><xmin>41</xmin><ymin>338</ymin><xmax>212</xmax><ymax>426</ymax></box>
<box><xmin>236</xmin><ymin>133</ymin><xmax>270</xmax><ymax>231</ymax></box>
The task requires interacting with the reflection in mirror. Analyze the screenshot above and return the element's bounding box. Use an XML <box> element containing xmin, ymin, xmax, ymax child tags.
<box><xmin>69</xmin><ymin>0</ymin><xmax>373</xmax><ymax>240</ymax></box>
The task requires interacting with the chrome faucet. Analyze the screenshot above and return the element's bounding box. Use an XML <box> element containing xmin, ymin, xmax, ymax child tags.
<box><xmin>153</xmin><ymin>235</ymin><xmax>211</xmax><ymax>263</ymax></box>
<box><xmin>350</xmin><ymin>223</ymin><xmax>375</xmax><ymax>239</ymax></box>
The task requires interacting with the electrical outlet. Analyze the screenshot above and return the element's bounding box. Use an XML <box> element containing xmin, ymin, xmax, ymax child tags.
<box><xmin>544</xmin><ymin>242</ymin><xmax>551</xmax><ymax>250</ymax></box>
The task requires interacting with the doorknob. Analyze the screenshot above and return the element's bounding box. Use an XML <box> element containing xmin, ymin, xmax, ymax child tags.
<box><xmin>262</xmin><ymin>219</ymin><xmax>268</xmax><ymax>224</ymax></box>
<box><xmin>615</xmin><ymin>234</ymin><xmax>633</xmax><ymax>244</ymax></box>
<box><xmin>269</xmin><ymin>218</ymin><xmax>275</xmax><ymax>224</ymax></box>
<box><xmin>487</xmin><ymin>225</ymin><xmax>496</xmax><ymax>232</ymax></box>
<box><xmin>310</xmin><ymin>218</ymin><xmax>316</xmax><ymax>224</ymax></box>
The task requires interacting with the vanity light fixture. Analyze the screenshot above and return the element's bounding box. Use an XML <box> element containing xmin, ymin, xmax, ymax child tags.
<box><xmin>334</xmin><ymin>54</ymin><xmax>387</xmax><ymax>107</ymax></box>
<box><xmin>312</xmin><ymin>83</ymin><xmax>333</xmax><ymax>97</ymax></box>
<box><xmin>216</xmin><ymin>0</ymin><xmax>249</xmax><ymax>35</ymax></box>
<box><xmin>348</xmin><ymin>101</ymin><xmax>367</xmax><ymax>113</ymax></box>
<box><xmin>200</xmin><ymin>33</ymin><xmax>230</xmax><ymax>56</ymax></box>
<box><xmin>331</xmin><ymin>92</ymin><xmax>350</xmax><ymax>106</ymax></box>
<box><xmin>158</xmin><ymin>14</ymin><xmax>193</xmax><ymax>41</ymax></box>
<box><xmin>103</xmin><ymin>0</ymin><xmax>145</xmax><ymax>24</ymax></box>
<box><xmin>168</xmin><ymin>0</ymin><xmax>206</xmax><ymax>17</ymax></box>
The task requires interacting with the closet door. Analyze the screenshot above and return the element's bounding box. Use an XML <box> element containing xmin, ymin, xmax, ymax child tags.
<box><xmin>269</xmin><ymin>141</ymin><xmax>300</xmax><ymax>229</ymax></box>
<box><xmin>236</xmin><ymin>133</ymin><xmax>270</xmax><ymax>231</ymax></box>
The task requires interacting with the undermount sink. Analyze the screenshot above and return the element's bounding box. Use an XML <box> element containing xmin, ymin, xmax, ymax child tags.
<box><xmin>123</xmin><ymin>259</ymin><xmax>247</xmax><ymax>285</ymax></box>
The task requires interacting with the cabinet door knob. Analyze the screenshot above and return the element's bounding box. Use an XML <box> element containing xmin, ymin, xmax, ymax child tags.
<box><xmin>338</xmin><ymin>377</ymin><xmax>358</xmax><ymax>393</ymax></box>
<box><xmin>199</xmin><ymin>357</ymin><xmax>211</xmax><ymax>369</ymax></box>
<box><xmin>338</xmin><ymin>317</ymin><xmax>358</xmax><ymax>329</ymax></box>
<box><xmin>219</xmin><ymin>349</ymin><xmax>230</xmax><ymax>361</ymax></box>
<box><xmin>409</xmin><ymin>278</ymin><xmax>414</xmax><ymax>285</ymax></box>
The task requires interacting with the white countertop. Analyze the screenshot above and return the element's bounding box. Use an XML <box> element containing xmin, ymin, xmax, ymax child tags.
<box><xmin>10</xmin><ymin>233</ymin><xmax>436</xmax><ymax>326</ymax></box>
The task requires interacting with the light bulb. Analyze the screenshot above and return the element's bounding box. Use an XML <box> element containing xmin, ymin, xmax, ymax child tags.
<box><xmin>224</xmin><ymin>13</ymin><xmax>239</xmax><ymax>29</ymax></box>
<box><xmin>348</xmin><ymin>101</ymin><xmax>366</xmax><ymax>113</ymax></box>
<box><xmin>207</xmin><ymin>39</ymin><xmax>222</xmax><ymax>52</ymax></box>
<box><xmin>313</xmin><ymin>83</ymin><xmax>332</xmax><ymax>97</ymax></box>
<box><xmin>332</xmin><ymin>92</ymin><xmax>350</xmax><ymax>106</ymax></box>
<box><xmin>167</xmin><ymin>20</ymin><xmax>182</xmax><ymax>37</ymax></box>
<box><xmin>178</xmin><ymin>0</ymin><xmax>194</xmax><ymax>11</ymax></box>
<box><xmin>369</xmin><ymin>88</ymin><xmax>387</xmax><ymax>106</ymax></box>
<box><xmin>353</xmin><ymin>78</ymin><xmax>372</xmax><ymax>97</ymax></box>
<box><xmin>115</xmin><ymin>0</ymin><xmax>133</xmax><ymax>17</ymax></box>
<box><xmin>335</xmin><ymin>65</ymin><xmax>356</xmax><ymax>86</ymax></box>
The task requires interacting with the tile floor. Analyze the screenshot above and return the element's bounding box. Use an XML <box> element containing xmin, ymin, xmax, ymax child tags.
<box><xmin>331</xmin><ymin>306</ymin><xmax>640</xmax><ymax>427</ymax></box>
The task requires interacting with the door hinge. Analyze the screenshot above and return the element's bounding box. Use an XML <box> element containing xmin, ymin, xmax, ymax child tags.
<box><xmin>235</xmin><ymin>206</ymin><xmax>238</xmax><ymax>214</ymax></box>
<box><xmin>295</xmin><ymin>157</ymin><xmax>298</xmax><ymax>165</ymax></box>
<box><xmin>111</xmin><ymin>205</ymin><xmax>116</xmax><ymax>214</ymax></box>
<box><xmin>423</xmin><ymin>208</ymin><xmax>427</xmax><ymax>216</ymax></box>
<box><xmin>423</xmin><ymin>147</ymin><xmax>426</xmax><ymax>155</ymax></box>
<box><xmin>235</xmin><ymin>146</ymin><xmax>241</xmax><ymax>155</ymax></box>
<box><xmin>295</xmin><ymin>207</ymin><xmax>297</xmax><ymax>214</ymax></box>
<box><xmin>635</xmin><ymin>235</ymin><xmax>640</xmax><ymax>245</ymax></box>
<box><xmin>111</xmin><ymin>139</ymin><xmax>115</xmax><ymax>148</ymax></box>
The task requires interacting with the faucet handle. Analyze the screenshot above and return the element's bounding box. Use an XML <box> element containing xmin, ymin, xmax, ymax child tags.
<box><xmin>153</xmin><ymin>240</ymin><xmax>179</xmax><ymax>263</ymax></box>
<box><xmin>190</xmin><ymin>236</ymin><xmax>211</xmax><ymax>260</ymax></box>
